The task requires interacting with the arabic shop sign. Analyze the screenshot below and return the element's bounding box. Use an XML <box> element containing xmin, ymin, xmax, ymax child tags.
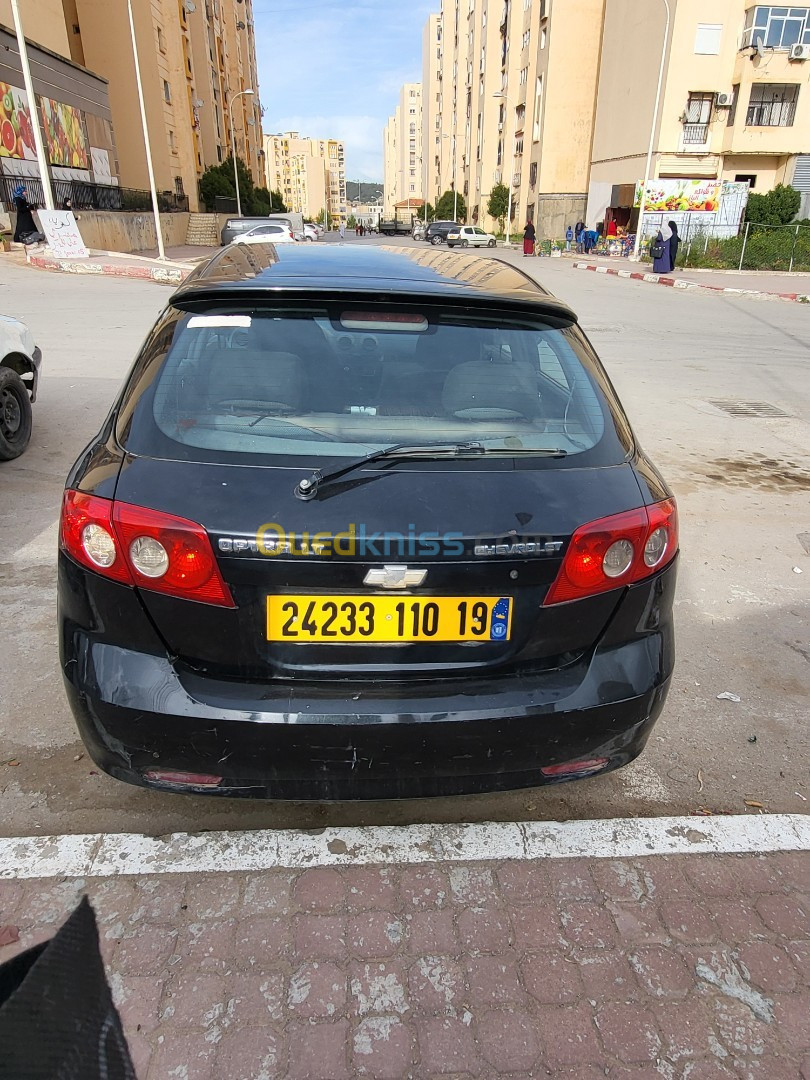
<box><xmin>635</xmin><ymin>179</ymin><xmax>722</xmax><ymax>213</ymax></box>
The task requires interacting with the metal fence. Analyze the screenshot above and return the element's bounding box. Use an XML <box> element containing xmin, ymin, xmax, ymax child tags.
<box><xmin>0</xmin><ymin>176</ymin><xmax>189</xmax><ymax>213</ymax></box>
<box><xmin>682</xmin><ymin>219</ymin><xmax>810</xmax><ymax>272</ymax></box>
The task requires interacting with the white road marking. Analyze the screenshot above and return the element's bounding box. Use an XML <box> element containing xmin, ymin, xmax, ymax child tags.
<box><xmin>11</xmin><ymin>521</ymin><xmax>59</xmax><ymax>565</ymax></box>
<box><xmin>1</xmin><ymin>815</ymin><xmax>808</xmax><ymax>880</ymax></box>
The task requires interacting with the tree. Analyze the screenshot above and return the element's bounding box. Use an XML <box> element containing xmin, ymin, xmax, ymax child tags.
<box><xmin>745</xmin><ymin>184</ymin><xmax>801</xmax><ymax>227</ymax></box>
<box><xmin>251</xmin><ymin>187</ymin><xmax>272</xmax><ymax>215</ymax></box>
<box><xmin>487</xmin><ymin>183</ymin><xmax>510</xmax><ymax>235</ymax></box>
<box><xmin>347</xmin><ymin>214</ymin><xmax>357</xmax><ymax>229</ymax></box>
<box><xmin>434</xmin><ymin>189</ymin><xmax>467</xmax><ymax>222</ymax></box>
<box><xmin>315</xmin><ymin>209</ymin><xmax>325</xmax><ymax>225</ymax></box>
<box><xmin>199</xmin><ymin>156</ymin><xmax>269</xmax><ymax>213</ymax></box>
<box><xmin>270</xmin><ymin>189</ymin><xmax>287</xmax><ymax>212</ymax></box>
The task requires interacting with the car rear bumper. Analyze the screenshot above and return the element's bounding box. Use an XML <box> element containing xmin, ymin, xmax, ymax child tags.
<box><xmin>61</xmin><ymin>561</ymin><xmax>675</xmax><ymax>800</ymax></box>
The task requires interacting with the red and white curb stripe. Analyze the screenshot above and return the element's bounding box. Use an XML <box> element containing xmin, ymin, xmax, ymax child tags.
<box><xmin>26</xmin><ymin>252</ymin><xmax>187</xmax><ymax>286</ymax></box>
<box><xmin>1</xmin><ymin>815</ymin><xmax>808</xmax><ymax>880</ymax></box>
<box><xmin>573</xmin><ymin>261</ymin><xmax>810</xmax><ymax>304</ymax></box>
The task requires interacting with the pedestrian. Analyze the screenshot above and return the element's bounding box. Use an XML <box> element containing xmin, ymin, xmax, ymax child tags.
<box><xmin>522</xmin><ymin>219</ymin><xmax>536</xmax><ymax>257</ymax></box>
<box><xmin>12</xmin><ymin>185</ymin><xmax>38</xmax><ymax>244</ymax></box>
<box><xmin>651</xmin><ymin>221</ymin><xmax>672</xmax><ymax>274</ymax></box>
<box><xmin>575</xmin><ymin>220</ymin><xmax>585</xmax><ymax>253</ymax></box>
<box><xmin>607</xmin><ymin>218</ymin><xmax>618</xmax><ymax>237</ymax></box>
<box><xmin>667</xmin><ymin>220</ymin><xmax>680</xmax><ymax>271</ymax></box>
<box><xmin>339</xmin><ymin>220</ymin><xmax>346</xmax><ymax>240</ymax></box>
<box><xmin>565</xmin><ymin>224</ymin><xmax>573</xmax><ymax>251</ymax></box>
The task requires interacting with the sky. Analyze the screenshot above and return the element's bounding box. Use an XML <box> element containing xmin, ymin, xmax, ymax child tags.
<box><xmin>252</xmin><ymin>0</ymin><xmax>436</xmax><ymax>182</ymax></box>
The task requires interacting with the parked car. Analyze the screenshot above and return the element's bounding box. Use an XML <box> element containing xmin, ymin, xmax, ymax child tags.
<box><xmin>447</xmin><ymin>225</ymin><xmax>497</xmax><ymax>249</ymax></box>
<box><xmin>58</xmin><ymin>244</ymin><xmax>678</xmax><ymax>800</ymax></box>
<box><xmin>412</xmin><ymin>222</ymin><xmax>426</xmax><ymax>240</ymax></box>
<box><xmin>231</xmin><ymin>223</ymin><xmax>296</xmax><ymax>245</ymax></box>
<box><xmin>424</xmin><ymin>220</ymin><xmax>461</xmax><ymax>245</ymax></box>
<box><xmin>220</xmin><ymin>217</ymin><xmax>276</xmax><ymax>245</ymax></box>
<box><xmin>0</xmin><ymin>313</ymin><xmax>41</xmax><ymax>460</ymax></box>
<box><xmin>303</xmin><ymin>224</ymin><xmax>319</xmax><ymax>242</ymax></box>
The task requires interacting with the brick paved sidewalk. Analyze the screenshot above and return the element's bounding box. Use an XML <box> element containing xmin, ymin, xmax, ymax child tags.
<box><xmin>1</xmin><ymin>851</ymin><xmax>808</xmax><ymax>1079</ymax></box>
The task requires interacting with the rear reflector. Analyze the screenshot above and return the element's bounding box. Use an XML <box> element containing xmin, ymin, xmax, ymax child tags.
<box><xmin>61</xmin><ymin>491</ymin><xmax>235</xmax><ymax>608</ymax></box>
<box><xmin>340</xmin><ymin>312</ymin><xmax>428</xmax><ymax>332</ymax></box>
<box><xmin>540</xmin><ymin>758</ymin><xmax>609</xmax><ymax>778</ymax></box>
<box><xmin>144</xmin><ymin>769</ymin><xmax>223</xmax><ymax>787</ymax></box>
<box><xmin>544</xmin><ymin>499</ymin><xmax>678</xmax><ymax>606</ymax></box>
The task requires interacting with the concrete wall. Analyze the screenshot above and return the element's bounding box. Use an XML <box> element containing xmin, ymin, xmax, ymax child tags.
<box><xmin>0</xmin><ymin>3</ymin><xmax>71</xmax><ymax>57</ymax></box>
<box><xmin>535</xmin><ymin>195</ymin><xmax>588</xmax><ymax>241</ymax></box>
<box><xmin>72</xmin><ymin>211</ymin><xmax>191</xmax><ymax>252</ymax></box>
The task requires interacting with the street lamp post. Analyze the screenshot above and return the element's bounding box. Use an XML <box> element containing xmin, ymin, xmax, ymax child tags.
<box><xmin>10</xmin><ymin>0</ymin><xmax>53</xmax><ymax>210</ymax></box>
<box><xmin>229</xmin><ymin>88</ymin><xmax>254</xmax><ymax>217</ymax></box>
<box><xmin>631</xmin><ymin>0</ymin><xmax>671</xmax><ymax>261</ymax></box>
<box><xmin>492</xmin><ymin>92</ymin><xmax>514</xmax><ymax>247</ymax></box>
<box><xmin>126</xmin><ymin>0</ymin><xmax>165</xmax><ymax>259</ymax></box>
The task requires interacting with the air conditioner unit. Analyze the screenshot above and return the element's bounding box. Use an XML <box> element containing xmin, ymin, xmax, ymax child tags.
<box><xmin>789</xmin><ymin>43</ymin><xmax>810</xmax><ymax>60</ymax></box>
<box><xmin>715</xmin><ymin>91</ymin><xmax>733</xmax><ymax>107</ymax></box>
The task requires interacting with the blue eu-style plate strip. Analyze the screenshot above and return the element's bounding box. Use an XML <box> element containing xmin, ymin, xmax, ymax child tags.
<box><xmin>490</xmin><ymin>597</ymin><xmax>511</xmax><ymax>640</ymax></box>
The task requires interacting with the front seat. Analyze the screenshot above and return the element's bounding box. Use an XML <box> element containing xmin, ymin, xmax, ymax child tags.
<box><xmin>208</xmin><ymin>349</ymin><xmax>307</xmax><ymax>414</ymax></box>
<box><xmin>442</xmin><ymin>356</ymin><xmax>541</xmax><ymax>420</ymax></box>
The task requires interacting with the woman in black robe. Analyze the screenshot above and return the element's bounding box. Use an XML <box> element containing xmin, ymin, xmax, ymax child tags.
<box><xmin>667</xmin><ymin>220</ymin><xmax>680</xmax><ymax>271</ymax></box>
<box><xmin>12</xmin><ymin>185</ymin><xmax>37</xmax><ymax>242</ymax></box>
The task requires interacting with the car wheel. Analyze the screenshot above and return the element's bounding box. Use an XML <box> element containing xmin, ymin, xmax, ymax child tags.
<box><xmin>487</xmin><ymin>238</ymin><xmax>496</xmax><ymax>247</ymax></box>
<box><xmin>431</xmin><ymin>235</ymin><xmax>442</xmax><ymax>245</ymax></box>
<box><xmin>460</xmin><ymin>239</ymin><xmax>469</xmax><ymax>248</ymax></box>
<box><xmin>0</xmin><ymin>366</ymin><xmax>32</xmax><ymax>461</ymax></box>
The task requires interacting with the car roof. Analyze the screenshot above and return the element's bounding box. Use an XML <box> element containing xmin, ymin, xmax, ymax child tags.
<box><xmin>174</xmin><ymin>244</ymin><xmax>576</xmax><ymax>320</ymax></box>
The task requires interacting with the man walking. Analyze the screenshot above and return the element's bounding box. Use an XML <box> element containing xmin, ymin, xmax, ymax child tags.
<box><xmin>339</xmin><ymin>220</ymin><xmax>346</xmax><ymax>240</ymax></box>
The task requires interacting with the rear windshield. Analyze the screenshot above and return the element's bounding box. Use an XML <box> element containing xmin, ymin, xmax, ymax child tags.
<box><xmin>118</xmin><ymin>304</ymin><xmax>631</xmax><ymax>465</ymax></box>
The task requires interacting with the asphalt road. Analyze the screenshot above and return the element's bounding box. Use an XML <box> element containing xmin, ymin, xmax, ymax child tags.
<box><xmin>1</xmin><ymin>241</ymin><xmax>808</xmax><ymax>838</ymax></box>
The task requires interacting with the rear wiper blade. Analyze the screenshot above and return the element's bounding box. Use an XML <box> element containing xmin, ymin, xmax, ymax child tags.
<box><xmin>294</xmin><ymin>441</ymin><xmax>486</xmax><ymax>501</ymax></box>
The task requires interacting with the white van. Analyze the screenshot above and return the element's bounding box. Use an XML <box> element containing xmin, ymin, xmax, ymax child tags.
<box><xmin>266</xmin><ymin>212</ymin><xmax>305</xmax><ymax>241</ymax></box>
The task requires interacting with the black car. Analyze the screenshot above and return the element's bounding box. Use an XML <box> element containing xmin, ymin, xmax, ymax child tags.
<box><xmin>424</xmin><ymin>220</ymin><xmax>461</xmax><ymax>246</ymax></box>
<box><xmin>59</xmin><ymin>243</ymin><xmax>678</xmax><ymax>800</ymax></box>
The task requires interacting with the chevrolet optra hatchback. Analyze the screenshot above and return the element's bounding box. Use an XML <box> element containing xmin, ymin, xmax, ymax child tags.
<box><xmin>59</xmin><ymin>244</ymin><xmax>677</xmax><ymax>799</ymax></box>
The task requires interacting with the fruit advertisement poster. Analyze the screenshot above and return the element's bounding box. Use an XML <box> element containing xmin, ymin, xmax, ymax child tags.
<box><xmin>0</xmin><ymin>83</ymin><xmax>37</xmax><ymax>161</ymax></box>
<box><xmin>634</xmin><ymin>179</ymin><xmax>722</xmax><ymax>213</ymax></box>
<box><xmin>40</xmin><ymin>96</ymin><xmax>88</xmax><ymax>169</ymax></box>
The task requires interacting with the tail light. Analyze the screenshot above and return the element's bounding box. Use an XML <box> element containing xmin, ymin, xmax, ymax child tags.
<box><xmin>544</xmin><ymin>499</ymin><xmax>678</xmax><ymax>606</ymax></box>
<box><xmin>61</xmin><ymin>491</ymin><xmax>235</xmax><ymax>608</ymax></box>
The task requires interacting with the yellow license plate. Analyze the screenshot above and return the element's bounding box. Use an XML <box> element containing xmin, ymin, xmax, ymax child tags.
<box><xmin>266</xmin><ymin>595</ymin><xmax>512</xmax><ymax>643</ymax></box>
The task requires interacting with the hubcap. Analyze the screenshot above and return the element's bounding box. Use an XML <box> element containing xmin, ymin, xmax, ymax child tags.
<box><xmin>0</xmin><ymin>387</ymin><xmax>22</xmax><ymax>437</ymax></box>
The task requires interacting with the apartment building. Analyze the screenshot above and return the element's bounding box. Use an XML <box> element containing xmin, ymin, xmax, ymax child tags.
<box><xmin>382</xmin><ymin>82</ymin><xmax>423</xmax><ymax>214</ymax></box>
<box><xmin>264</xmin><ymin>132</ymin><xmax>346</xmax><ymax>223</ymax></box>
<box><xmin>2</xmin><ymin>0</ymin><xmax>263</xmax><ymax>211</ymax></box>
<box><xmin>588</xmin><ymin>0</ymin><xmax>810</xmax><ymax>225</ymax></box>
<box><xmin>422</xmin><ymin>0</ymin><xmax>603</xmax><ymax>236</ymax></box>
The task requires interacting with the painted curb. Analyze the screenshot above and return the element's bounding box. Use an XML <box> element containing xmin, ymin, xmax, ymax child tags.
<box><xmin>573</xmin><ymin>261</ymin><xmax>810</xmax><ymax>304</ymax></box>
<box><xmin>1</xmin><ymin>815</ymin><xmax>808</xmax><ymax>880</ymax></box>
<box><xmin>26</xmin><ymin>252</ymin><xmax>187</xmax><ymax>286</ymax></box>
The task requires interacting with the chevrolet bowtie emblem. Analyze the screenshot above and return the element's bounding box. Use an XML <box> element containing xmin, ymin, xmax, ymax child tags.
<box><xmin>363</xmin><ymin>565</ymin><xmax>428</xmax><ymax>589</ymax></box>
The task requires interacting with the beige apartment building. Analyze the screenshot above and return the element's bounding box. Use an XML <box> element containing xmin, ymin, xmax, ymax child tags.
<box><xmin>3</xmin><ymin>0</ymin><xmax>263</xmax><ymax>210</ymax></box>
<box><xmin>383</xmin><ymin>82</ymin><xmax>423</xmax><ymax>214</ymax></box>
<box><xmin>421</xmin><ymin>0</ymin><xmax>603</xmax><ymax>236</ymax></box>
<box><xmin>264</xmin><ymin>133</ymin><xmax>346</xmax><ymax>223</ymax></box>
<box><xmin>588</xmin><ymin>0</ymin><xmax>810</xmax><ymax>226</ymax></box>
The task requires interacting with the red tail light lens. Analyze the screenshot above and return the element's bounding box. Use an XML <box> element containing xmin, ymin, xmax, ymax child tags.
<box><xmin>61</xmin><ymin>491</ymin><xmax>235</xmax><ymax>608</ymax></box>
<box><xmin>544</xmin><ymin>499</ymin><xmax>678</xmax><ymax>606</ymax></box>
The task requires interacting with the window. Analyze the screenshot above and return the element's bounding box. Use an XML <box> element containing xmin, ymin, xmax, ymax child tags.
<box><xmin>533</xmin><ymin>75</ymin><xmax>543</xmax><ymax>140</ymax></box>
<box><xmin>540</xmin><ymin>27</ymin><xmax>546</xmax><ymax>48</ymax></box>
<box><xmin>694</xmin><ymin>23</ymin><xmax>722</xmax><ymax>53</ymax></box>
<box><xmin>522</xmin><ymin>29</ymin><xmax>531</xmax><ymax>49</ymax></box>
<box><xmin>742</xmin><ymin>6</ymin><xmax>810</xmax><ymax>48</ymax></box>
<box><xmin>515</xmin><ymin>136</ymin><xmax>524</xmax><ymax>155</ymax></box>
<box><xmin>135</xmin><ymin>311</ymin><xmax>613</xmax><ymax>464</ymax></box>
<box><xmin>529</xmin><ymin>161</ymin><xmax>537</xmax><ymax>186</ymax></box>
<box><xmin>519</xmin><ymin>66</ymin><xmax>528</xmax><ymax>85</ymax></box>
<box><xmin>682</xmin><ymin>91</ymin><xmax>712</xmax><ymax>142</ymax></box>
<box><xmin>409</xmin><ymin>107</ymin><xmax>416</xmax><ymax>115</ymax></box>
<box><xmin>168</xmin><ymin>129</ymin><xmax>176</xmax><ymax>151</ymax></box>
<box><xmin>515</xmin><ymin>103</ymin><xmax>525</xmax><ymax>129</ymax></box>
<box><xmin>410</xmin><ymin>183</ymin><xmax>416</xmax><ymax>191</ymax></box>
<box><xmin>727</xmin><ymin>83</ymin><xmax>740</xmax><ymax>125</ymax></box>
<box><xmin>735</xmin><ymin>173</ymin><xmax>757</xmax><ymax>188</ymax></box>
<box><xmin>163</xmin><ymin>80</ymin><xmax>172</xmax><ymax>103</ymax></box>
<box><xmin>410</xmin><ymin>89</ymin><xmax>417</xmax><ymax>97</ymax></box>
<box><xmin>746</xmin><ymin>83</ymin><xmax>799</xmax><ymax>126</ymax></box>
<box><xmin>157</xmin><ymin>25</ymin><xmax>166</xmax><ymax>53</ymax></box>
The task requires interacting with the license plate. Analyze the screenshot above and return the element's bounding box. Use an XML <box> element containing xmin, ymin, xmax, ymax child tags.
<box><xmin>266</xmin><ymin>595</ymin><xmax>512</xmax><ymax>643</ymax></box>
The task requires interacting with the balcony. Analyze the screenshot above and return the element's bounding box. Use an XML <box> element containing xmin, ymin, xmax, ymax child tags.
<box><xmin>683</xmin><ymin>122</ymin><xmax>709</xmax><ymax>144</ymax></box>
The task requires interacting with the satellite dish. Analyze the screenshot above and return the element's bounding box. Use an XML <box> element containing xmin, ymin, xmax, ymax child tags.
<box><xmin>185</xmin><ymin>0</ymin><xmax>196</xmax><ymax>10</ymax></box>
<box><xmin>756</xmin><ymin>39</ymin><xmax>766</xmax><ymax>58</ymax></box>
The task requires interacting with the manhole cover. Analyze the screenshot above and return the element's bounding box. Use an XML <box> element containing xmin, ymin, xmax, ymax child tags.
<box><xmin>709</xmin><ymin>400</ymin><xmax>790</xmax><ymax>419</ymax></box>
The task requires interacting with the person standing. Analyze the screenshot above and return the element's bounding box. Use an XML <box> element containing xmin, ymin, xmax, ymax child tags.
<box><xmin>651</xmin><ymin>222</ymin><xmax>672</xmax><ymax>274</ymax></box>
<box><xmin>574</xmin><ymin>221</ymin><xmax>585</xmax><ymax>253</ymax></box>
<box><xmin>667</xmin><ymin>221</ymin><xmax>680</xmax><ymax>271</ymax></box>
<box><xmin>522</xmin><ymin>220</ymin><xmax>536</xmax><ymax>257</ymax></box>
<box><xmin>339</xmin><ymin>220</ymin><xmax>346</xmax><ymax>240</ymax></box>
<box><xmin>565</xmin><ymin>225</ymin><xmax>573</xmax><ymax>251</ymax></box>
<box><xmin>12</xmin><ymin>185</ymin><xmax>37</xmax><ymax>243</ymax></box>
<box><xmin>607</xmin><ymin>218</ymin><xmax>618</xmax><ymax>237</ymax></box>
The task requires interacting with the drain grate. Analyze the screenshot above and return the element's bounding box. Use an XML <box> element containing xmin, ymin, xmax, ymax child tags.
<box><xmin>709</xmin><ymin>400</ymin><xmax>791</xmax><ymax>419</ymax></box>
